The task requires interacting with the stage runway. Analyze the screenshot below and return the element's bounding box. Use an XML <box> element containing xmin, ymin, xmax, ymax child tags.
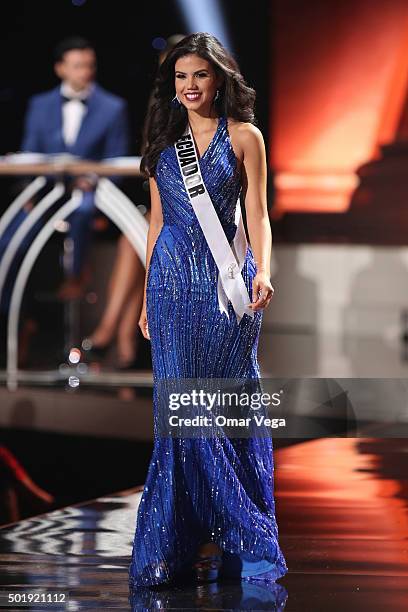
<box><xmin>0</xmin><ymin>434</ymin><xmax>407</xmax><ymax>610</ymax></box>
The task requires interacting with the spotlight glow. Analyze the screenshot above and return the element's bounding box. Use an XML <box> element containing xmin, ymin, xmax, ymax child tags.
<box><xmin>68</xmin><ymin>348</ymin><xmax>81</xmax><ymax>365</ymax></box>
<box><xmin>68</xmin><ymin>376</ymin><xmax>80</xmax><ymax>388</ymax></box>
<box><xmin>77</xmin><ymin>363</ymin><xmax>88</xmax><ymax>374</ymax></box>
<box><xmin>176</xmin><ymin>0</ymin><xmax>232</xmax><ymax>51</ymax></box>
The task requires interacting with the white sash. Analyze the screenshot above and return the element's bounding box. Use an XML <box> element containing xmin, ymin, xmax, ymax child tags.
<box><xmin>174</xmin><ymin>123</ymin><xmax>254</xmax><ymax>324</ymax></box>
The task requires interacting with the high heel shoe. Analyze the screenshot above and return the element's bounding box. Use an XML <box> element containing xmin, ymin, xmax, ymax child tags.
<box><xmin>193</xmin><ymin>554</ymin><xmax>223</xmax><ymax>584</ymax></box>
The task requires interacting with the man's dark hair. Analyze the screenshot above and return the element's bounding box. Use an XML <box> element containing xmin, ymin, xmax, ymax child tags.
<box><xmin>54</xmin><ymin>36</ymin><xmax>95</xmax><ymax>63</ymax></box>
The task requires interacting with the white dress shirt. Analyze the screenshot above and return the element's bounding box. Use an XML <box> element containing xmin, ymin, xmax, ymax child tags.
<box><xmin>60</xmin><ymin>82</ymin><xmax>93</xmax><ymax>146</ymax></box>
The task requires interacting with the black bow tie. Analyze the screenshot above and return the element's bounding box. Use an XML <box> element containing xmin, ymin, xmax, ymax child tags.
<box><xmin>61</xmin><ymin>95</ymin><xmax>88</xmax><ymax>105</ymax></box>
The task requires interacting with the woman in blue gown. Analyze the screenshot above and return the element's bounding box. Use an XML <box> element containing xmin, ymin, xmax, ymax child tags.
<box><xmin>129</xmin><ymin>33</ymin><xmax>288</xmax><ymax>589</ymax></box>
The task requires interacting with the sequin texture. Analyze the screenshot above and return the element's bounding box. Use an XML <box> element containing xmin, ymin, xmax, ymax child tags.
<box><xmin>128</xmin><ymin>117</ymin><xmax>288</xmax><ymax>587</ymax></box>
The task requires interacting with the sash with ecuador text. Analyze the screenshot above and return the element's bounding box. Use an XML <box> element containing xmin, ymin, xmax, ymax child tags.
<box><xmin>174</xmin><ymin>123</ymin><xmax>254</xmax><ymax>324</ymax></box>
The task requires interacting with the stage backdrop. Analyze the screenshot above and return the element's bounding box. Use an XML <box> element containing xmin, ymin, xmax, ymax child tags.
<box><xmin>271</xmin><ymin>0</ymin><xmax>408</xmax><ymax>214</ymax></box>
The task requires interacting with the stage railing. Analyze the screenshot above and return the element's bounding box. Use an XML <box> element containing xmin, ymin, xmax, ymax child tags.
<box><xmin>0</xmin><ymin>157</ymin><xmax>148</xmax><ymax>390</ymax></box>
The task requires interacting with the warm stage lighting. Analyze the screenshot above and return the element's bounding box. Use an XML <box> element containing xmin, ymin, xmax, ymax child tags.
<box><xmin>271</xmin><ymin>1</ymin><xmax>408</xmax><ymax>213</ymax></box>
<box><xmin>274</xmin><ymin>172</ymin><xmax>360</xmax><ymax>212</ymax></box>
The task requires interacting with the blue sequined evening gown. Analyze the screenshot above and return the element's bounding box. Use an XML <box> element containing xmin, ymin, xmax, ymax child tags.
<box><xmin>129</xmin><ymin>116</ymin><xmax>288</xmax><ymax>588</ymax></box>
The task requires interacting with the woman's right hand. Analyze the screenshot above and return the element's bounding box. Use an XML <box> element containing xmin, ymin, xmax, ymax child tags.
<box><xmin>138</xmin><ymin>302</ymin><xmax>150</xmax><ymax>340</ymax></box>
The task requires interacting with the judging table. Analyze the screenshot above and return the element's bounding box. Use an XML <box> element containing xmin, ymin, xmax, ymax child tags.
<box><xmin>0</xmin><ymin>155</ymin><xmax>148</xmax><ymax>390</ymax></box>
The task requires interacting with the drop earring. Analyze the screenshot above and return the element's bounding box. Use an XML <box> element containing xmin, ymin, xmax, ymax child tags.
<box><xmin>214</xmin><ymin>90</ymin><xmax>220</xmax><ymax>102</ymax></box>
<box><xmin>172</xmin><ymin>94</ymin><xmax>181</xmax><ymax>108</ymax></box>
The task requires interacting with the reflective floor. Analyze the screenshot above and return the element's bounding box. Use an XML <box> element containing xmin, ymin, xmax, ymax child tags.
<box><xmin>1</xmin><ymin>433</ymin><xmax>408</xmax><ymax>610</ymax></box>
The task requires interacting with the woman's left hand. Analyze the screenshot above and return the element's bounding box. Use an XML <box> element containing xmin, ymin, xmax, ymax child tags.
<box><xmin>249</xmin><ymin>272</ymin><xmax>275</xmax><ymax>311</ymax></box>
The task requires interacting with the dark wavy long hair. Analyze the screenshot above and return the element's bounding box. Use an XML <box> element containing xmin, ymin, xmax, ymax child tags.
<box><xmin>142</xmin><ymin>32</ymin><xmax>256</xmax><ymax>176</ymax></box>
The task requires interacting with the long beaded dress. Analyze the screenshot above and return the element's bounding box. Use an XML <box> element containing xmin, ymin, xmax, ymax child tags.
<box><xmin>129</xmin><ymin>116</ymin><xmax>288</xmax><ymax>588</ymax></box>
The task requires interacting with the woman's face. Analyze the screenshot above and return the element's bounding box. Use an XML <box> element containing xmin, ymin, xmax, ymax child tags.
<box><xmin>174</xmin><ymin>53</ymin><xmax>219</xmax><ymax>112</ymax></box>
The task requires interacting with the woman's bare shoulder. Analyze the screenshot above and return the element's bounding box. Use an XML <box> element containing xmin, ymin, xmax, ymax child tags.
<box><xmin>227</xmin><ymin>119</ymin><xmax>264</xmax><ymax>147</ymax></box>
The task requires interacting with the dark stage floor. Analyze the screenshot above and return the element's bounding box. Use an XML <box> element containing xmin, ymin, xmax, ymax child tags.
<box><xmin>0</xmin><ymin>434</ymin><xmax>408</xmax><ymax>610</ymax></box>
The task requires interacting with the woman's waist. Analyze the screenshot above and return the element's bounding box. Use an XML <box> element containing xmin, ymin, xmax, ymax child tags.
<box><xmin>148</xmin><ymin>239</ymin><xmax>256</xmax><ymax>288</ymax></box>
<box><xmin>153</xmin><ymin>225</ymin><xmax>254</xmax><ymax>261</ymax></box>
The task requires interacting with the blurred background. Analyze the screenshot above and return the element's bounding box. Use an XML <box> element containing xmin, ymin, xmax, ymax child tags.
<box><xmin>0</xmin><ymin>0</ymin><xmax>269</xmax><ymax>524</ymax></box>
<box><xmin>0</xmin><ymin>0</ymin><xmax>408</xmax><ymax>526</ymax></box>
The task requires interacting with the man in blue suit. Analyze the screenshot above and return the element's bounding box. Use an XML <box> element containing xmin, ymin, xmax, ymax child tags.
<box><xmin>21</xmin><ymin>35</ymin><xmax>129</xmax><ymax>298</ymax></box>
